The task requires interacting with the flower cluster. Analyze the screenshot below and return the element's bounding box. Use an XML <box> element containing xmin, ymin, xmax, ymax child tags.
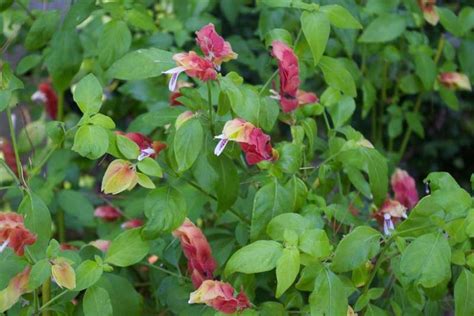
<box><xmin>0</xmin><ymin>212</ymin><xmax>36</xmax><ymax>256</ymax></box>
<box><xmin>172</xmin><ymin>219</ymin><xmax>250</xmax><ymax>314</ymax></box>
<box><xmin>164</xmin><ymin>23</ymin><xmax>237</xmax><ymax>91</ymax></box>
<box><xmin>271</xmin><ymin>40</ymin><xmax>318</xmax><ymax>112</ymax></box>
<box><xmin>374</xmin><ymin>168</ymin><xmax>419</xmax><ymax>235</ymax></box>
<box><xmin>214</xmin><ymin>118</ymin><xmax>278</xmax><ymax>165</ymax></box>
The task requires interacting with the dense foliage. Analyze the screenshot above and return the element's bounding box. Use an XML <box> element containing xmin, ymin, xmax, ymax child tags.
<box><xmin>1</xmin><ymin>0</ymin><xmax>474</xmax><ymax>315</ymax></box>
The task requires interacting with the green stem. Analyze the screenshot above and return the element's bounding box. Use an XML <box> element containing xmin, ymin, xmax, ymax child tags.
<box><xmin>363</xmin><ymin>238</ymin><xmax>393</xmax><ymax>294</ymax></box>
<box><xmin>0</xmin><ymin>159</ymin><xmax>21</xmax><ymax>187</ymax></box>
<box><xmin>6</xmin><ymin>107</ymin><xmax>27</xmax><ymax>189</ymax></box>
<box><xmin>57</xmin><ymin>92</ymin><xmax>64</xmax><ymax>122</ymax></box>
<box><xmin>39</xmin><ymin>289</ymin><xmax>67</xmax><ymax>313</ymax></box>
<box><xmin>29</xmin><ymin>145</ymin><xmax>58</xmax><ymax>177</ymax></box>
<box><xmin>434</xmin><ymin>34</ymin><xmax>445</xmax><ymax>65</ymax></box>
<box><xmin>41</xmin><ymin>279</ymin><xmax>52</xmax><ymax>316</ymax></box>
<box><xmin>207</xmin><ymin>81</ymin><xmax>215</xmax><ymax>135</ymax></box>
<box><xmin>142</xmin><ymin>263</ymin><xmax>190</xmax><ymax>281</ymax></box>
<box><xmin>398</xmin><ymin>94</ymin><xmax>423</xmax><ymax>159</ymax></box>
<box><xmin>15</xmin><ymin>0</ymin><xmax>35</xmax><ymax>20</ymax></box>
<box><xmin>57</xmin><ymin>209</ymin><xmax>66</xmax><ymax>243</ymax></box>
<box><xmin>258</xmin><ymin>69</ymin><xmax>278</xmax><ymax>96</ymax></box>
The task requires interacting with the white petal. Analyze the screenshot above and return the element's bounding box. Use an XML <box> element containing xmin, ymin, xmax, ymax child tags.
<box><xmin>31</xmin><ymin>91</ymin><xmax>47</xmax><ymax>102</ymax></box>
<box><xmin>0</xmin><ymin>240</ymin><xmax>9</xmax><ymax>253</ymax></box>
<box><xmin>214</xmin><ymin>138</ymin><xmax>229</xmax><ymax>156</ymax></box>
<box><xmin>214</xmin><ymin>134</ymin><xmax>226</xmax><ymax>140</ymax></box>
<box><xmin>163</xmin><ymin>66</ymin><xmax>185</xmax><ymax>92</ymax></box>
<box><xmin>137</xmin><ymin>147</ymin><xmax>155</xmax><ymax>161</ymax></box>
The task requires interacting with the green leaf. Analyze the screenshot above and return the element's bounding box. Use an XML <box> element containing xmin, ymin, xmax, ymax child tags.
<box><xmin>137</xmin><ymin>173</ymin><xmax>155</xmax><ymax>189</ymax></box>
<box><xmin>25</xmin><ymin>11</ymin><xmax>61</xmax><ymax>50</ymax></box>
<box><xmin>116</xmin><ymin>134</ymin><xmax>140</xmax><ymax>160</ymax></box>
<box><xmin>73</xmin><ymin>74</ymin><xmax>103</xmax><ymax>114</ymax></box>
<box><xmin>137</xmin><ymin>158</ymin><xmax>163</xmax><ymax>178</ymax></box>
<box><xmin>264</xmin><ymin>28</ymin><xmax>293</xmax><ymax>47</ymax></box>
<box><xmin>338</xmin><ymin>147</ymin><xmax>388</xmax><ymax>206</ymax></box>
<box><xmin>309</xmin><ymin>268</ymin><xmax>348</xmax><ymax>316</ymax></box>
<box><xmin>320</xmin><ymin>5</ymin><xmax>362</xmax><ymax>29</ymax></box>
<box><xmin>0</xmin><ymin>0</ymin><xmax>13</xmax><ymax>11</ymax></box>
<box><xmin>18</xmin><ymin>193</ymin><xmax>52</xmax><ymax>256</ymax></box>
<box><xmin>174</xmin><ymin>118</ymin><xmax>203</xmax><ymax>172</ymax></box>
<box><xmin>276</xmin><ymin>248</ymin><xmax>300</xmax><ymax>297</ymax></box>
<box><xmin>319</xmin><ymin>57</ymin><xmax>357</xmax><ymax>97</ymax></box>
<box><xmin>99</xmin><ymin>20</ymin><xmax>132</xmax><ymax>68</ymax></box>
<box><xmin>75</xmin><ymin>260</ymin><xmax>103</xmax><ymax>291</ymax></box>
<box><xmin>108</xmin><ymin>48</ymin><xmax>175</xmax><ymax>80</ymax></box>
<box><xmin>299</xmin><ymin>229</ymin><xmax>331</xmax><ymax>259</ymax></box>
<box><xmin>0</xmin><ymin>249</ymin><xmax>27</xmax><ymax>289</ymax></box>
<box><xmin>250</xmin><ymin>179</ymin><xmax>292</xmax><ymax>241</ymax></box>
<box><xmin>406</xmin><ymin>112</ymin><xmax>424</xmax><ymax>138</ymax></box>
<box><xmin>275</xmin><ymin>142</ymin><xmax>303</xmax><ymax>174</ymax></box>
<box><xmin>57</xmin><ymin>190</ymin><xmax>95</xmax><ymax>227</ymax></box>
<box><xmin>454</xmin><ymin>269</ymin><xmax>474</xmax><ymax>316</ymax></box>
<box><xmin>285</xmin><ymin>176</ymin><xmax>308</xmax><ymax>212</ymax></box>
<box><xmin>327</xmin><ymin>96</ymin><xmax>356</xmax><ymax>128</ymax></box>
<box><xmin>105</xmin><ymin>228</ymin><xmax>150</xmax><ymax>267</ymax></box>
<box><xmin>437</xmin><ymin>7</ymin><xmax>462</xmax><ymax>36</ymax></box>
<box><xmin>28</xmin><ymin>259</ymin><xmax>51</xmax><ymax>290</ymax></box>
<box><xmin>209</xmin><ymin>154</ymin><xmax>239</xmax><ymax>212</ymax></box>
<box><xmin>359</xmin><ymin>14</ymin><xmax>406</xmax><ymax>43</ymax></box>
<box><xmin>83</xmin><ymin>286</ymin><xmax>113</xmax><ymax>316</ymax></box>
<box><xmin>400</xmin><ymin>233</ymin><xmax>451</xmax><ymax>288</ymax></box>
<box><xmin>267</xmin><ymin>213</ymin><xmax>310</xmax><ymax>241</ymax></box>
<box><xmin>332</xmin><ymin>226</ymin><xmax>381</xmax><ymax>272</ymax></box>
<box><xmin>46</xmin><ymin>29</ymin><xmax>82</xmax><ymax>92</ymax></box>
<box><xmin>414</xmin><ymin>53</ymin><xmax>436</xmax><ymax>90</ymax></box>
<box><xmin>16</xmin><ymin>54</ymin><xmax>42</xmax><ymax>75</ymax></box>
<box><xmin>95</xmin><ymin>274</ymin><xmax>142</xmax><ymax>316</ymax></box>
<box><xmin>225</xmin><ymin>240</ymin><xmax>283</xmax><ymax>275</ymax></box>
<box><xmin>301</xmin><ymin>11</ymin><xmax>330</xmax><ymax>66</ymax></box>
<box><xmin>142</xmin><ymin>186</ymin><xmax>186</xmax><ymax>239</ymax></box>
<box><xmin>72</xmin><ymin>125</ymin><xmax>109</xmax><ymax>160</ymax></box>
<box><xmin>89</xmin><ymin>114</ymin><xmax>116</xmax><ymax>129</ymax></box>
<box><xmin>439</xmin><ymin>87</ymin><xmax>459</xmax><ymax>110</ymax></box>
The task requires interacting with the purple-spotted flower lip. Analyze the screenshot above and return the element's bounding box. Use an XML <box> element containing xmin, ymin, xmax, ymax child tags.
<box><xmin>137</xmin><ymin>147</ymin><xmax>156</xmax><ymax>161</ymax></box>
<box><xmin>163</xmin><ymin>66</ymin><xmax>186</xmax><ymax>92</ymax></box>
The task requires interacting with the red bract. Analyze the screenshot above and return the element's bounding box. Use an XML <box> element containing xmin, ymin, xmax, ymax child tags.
<box><xmin>31</xmin><ymin>82</ymin><xmax>58</xmax><ymax>119</ymax></box>
<box><xmin>373</xmin><ymin>199</ymin><xmax>407</xmax><ymax>235</ymax></box>
<box><xmin>391</xmin><ymin>168</ymin><xmax>419</xmax><ymax>209</ymax></box>
<box><xmin>0</xmin><ymin>212</ymin><xmax>36</xmax><ymax>256</ymax></box>
<box><xmin>116</xmin><ymin>131</ymin><xmax>166</xmax><ymax>161</ymax></box>
<box><xmin>173</xmin><ymin>218</ymin><xmax>217</xmax><ymax>288</ymax></box>
<box><xmin>196</xmin><ymin>23</ymin><xmax>237</xmax><ymax>66</ymax></box>
<box><xmin>89</xmin><ymin>239</ymin><xmax>111</xmax><ymax>252</ymax></box>
<box><xmin>297</xmin><ymin>90</ymin><xmax>319</xmax><ymax>105</ymax></box>
<box><xmin>214</xmin><ymin>119</ymin><xmax>277</xmax><ymax>165</ymax></box>
<box><xmin>418</xmin><ymin>0</ymin><xmax>439</xmax><ymax>25</ymax></box>
<box><xmin>0</xmin><ymin>138</ymin><xmax>18</xmax><ymax>176</ymax></box>
<box><xmin>163</xmin><ymin>52</ymin><xmax>217</xmax><ymax>91</ymax></box>
<box><xmin>438</xmin><ymin>72</ymin><xmax>472</xmax><ymax>91</ymax></box>
<box><xmin>189</xmin><ymin>280</ymin><xmax>251</xmax><ymax>314</ymax></box>
<box><xmin>121</xmin><ymin>219</ymin><xmax>143</xmax><ymax>229</ymax></box>
<box><xmin>239</xmin><ymin>128</ymin><xmax>276</xmax><ymax>165</ymax></box>
<box><xmin>94</xmin><ymin>205</ymin><xmax>122</xmax><ymax>221</ymax></box>
<box><xmin>271</xmin><ymin>40</ymin><xmax>300</xmax><ymax>112</ymax></box>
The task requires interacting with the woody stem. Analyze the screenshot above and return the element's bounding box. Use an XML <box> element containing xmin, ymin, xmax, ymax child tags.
<box><xmin>207</xmin><ymin>81</ymin><xmax>215</xmax><ymax>135</ymax></box>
